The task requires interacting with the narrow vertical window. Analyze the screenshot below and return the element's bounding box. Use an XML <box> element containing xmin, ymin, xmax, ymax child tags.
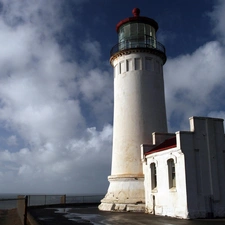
<box><xmin>155</xmin><ymin>61</ymin><xmax>160</xmax><ymax>73</ymax></box>
<box><xmin>146</xmin><ymin>57</ymin><xmax>152</xmax><ymax>71</ymax></box>
<box><xmin>114</xmin><ymin>64</ymin><xmax>118</xmax><ymax>78</ymax></box>
<box><xmin>120</xmin><ymin>61</ymin><xmax>125</xmax><ymax>74</ymax></box>
<box><xmin>126</xmin><ymin>59</ymin><xmax>132</xmax><ymax>71</ymax></box>
<box><xmin>135</xmin><ymin>58</ymin><xmax>141</xmax><ymax>70</ymax></box>
<box><xmin>168</xmin><ymin>159</ymin><xmax>176</xmax><ymax>189</ymax></box>
<box><xmin>151</xmin><ymin>163</ymin><xmax>157</xmax><ymax>190</ymax></box>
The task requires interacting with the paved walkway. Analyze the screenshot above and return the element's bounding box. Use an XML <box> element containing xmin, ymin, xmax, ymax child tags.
<box><xmin>28</xmin><ymin>205</ymin><xmax>225</xmax><ymax>225</ymax></box>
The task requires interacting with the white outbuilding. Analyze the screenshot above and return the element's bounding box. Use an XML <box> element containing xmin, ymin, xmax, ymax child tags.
<box><xmin>142</xmin><ymin>116</ymin><xmax>225</xmax><ymax>218</ymax></box>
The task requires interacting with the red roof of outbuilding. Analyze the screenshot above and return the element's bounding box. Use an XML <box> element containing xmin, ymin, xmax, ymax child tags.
<box><xmin>145</xmin><ymin>136</ymin><xmax>177</xmax><ymax>156</ymax></box>
<box><xmin>116</xmin><ymin>8</ymin><xmax>158</xmax><ymax>32</ymax></box>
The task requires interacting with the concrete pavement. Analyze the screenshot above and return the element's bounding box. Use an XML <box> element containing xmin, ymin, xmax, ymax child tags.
<box><xmin>28</xmin><ymin>204</ymin><xmax>225</xmax><ymax>225</ymax></box>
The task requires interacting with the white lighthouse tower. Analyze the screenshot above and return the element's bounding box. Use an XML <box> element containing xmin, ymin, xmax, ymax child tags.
<box><xmin>99</xmin><ymin>8</ymin><xmax>167</xmax><ymax>212</ymax></box>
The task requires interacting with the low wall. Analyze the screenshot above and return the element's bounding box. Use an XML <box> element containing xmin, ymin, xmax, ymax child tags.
<box><xmin>17</xmin><ymin>195</ymin><xmax>26</xmax><ymax>225</ymax></box>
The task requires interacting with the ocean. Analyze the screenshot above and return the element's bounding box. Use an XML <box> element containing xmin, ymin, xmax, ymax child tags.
<box><xmin>0</xmin><ymin>194</ymin><xmax>104</xmax><ymax>210</ymax></box>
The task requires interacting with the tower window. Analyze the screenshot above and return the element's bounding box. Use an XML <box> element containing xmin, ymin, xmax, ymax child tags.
<box><xmin>146</xmin><ymin>57</ymin><xmax>152</xmax><ymax>71</ymax></box>
<box><xmin>135</xmin><ymin>58</ymin><xmax>141</xmax><ymax>70</ymax></box>
<box><xmin>114</xmin><ymin>64</ymin><xmax>118</xmax><ymax>78</ymax></box>
<box><xmin>126</xmin><ymin>59</ymin><xmax>132</xmax><ymax>71</ymax></box>
<box><xmin>168</xmin><ymin>159</ymin><xmax>176</xmax><ymax>189</ymax></box>
<box><xmin>150</xmin><ymin>163</ymin><xmax>157</xmax><ymax>190</ymax></box>
<box><xmin>119</xmin><ymin>61</ymin><xmax>125</xmax><ymax>74</ymax></box>
<box><xmin>155</xmin><ymin>61</ymin><xmax>160</xmax><ymax>73</ymax></box>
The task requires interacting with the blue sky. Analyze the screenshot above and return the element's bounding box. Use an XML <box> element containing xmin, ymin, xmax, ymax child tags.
<box><xmin>0</xmin><ymin>0</ymin><xmax>225</xmax><ymax>194</ymax></box>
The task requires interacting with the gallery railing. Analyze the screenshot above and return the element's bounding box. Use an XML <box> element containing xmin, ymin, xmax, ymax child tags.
<box><xmin>110</xmin><ymin>37</ymin><xmax>166</xmax><ymax>57</ymax></box>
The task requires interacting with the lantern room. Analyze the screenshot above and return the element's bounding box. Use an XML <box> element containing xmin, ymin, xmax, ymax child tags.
<box><xmin>110</xmin><ymin>8</ymin><xmax>166</xmax><ymax>64</ymax></box>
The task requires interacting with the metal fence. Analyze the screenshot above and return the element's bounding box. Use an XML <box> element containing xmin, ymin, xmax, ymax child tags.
<box><xmin>0</xmin><ymin>194</ymin><xmax>104</xmax><ymax>209</ymax></box>
<box><xmin>27</xmin><ymin>194</ymin><xmax>63</xmax><ymax>206</ymax></box>
<box><xmin>66</xmin><ymin>195</ymin><xmax>104</xmax><ymax>204</ymax></box>
<box><xmin>27</xmin><ymin>194</ymin><xmax>104</xmax><ymax>206</ymax></box>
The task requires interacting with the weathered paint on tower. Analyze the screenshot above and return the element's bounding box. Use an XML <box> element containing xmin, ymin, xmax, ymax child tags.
<box><xmin>99</xmin><ymin>8</ymin><xmax>167</xmax><ymax>212</ymax></box>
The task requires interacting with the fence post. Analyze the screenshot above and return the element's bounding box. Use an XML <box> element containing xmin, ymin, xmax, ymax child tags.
<box><xmin>28</xmin><ymin>195</ymin><xmax>30</xmax><ymax>207</ymax></box>
<box><xmin>24</xmin><ymin>195</ymin><xmax>28</xmax><ymax>225</ymax></box>
<box><xmin>60</xmin><ymin>195</ymin><xmax>66</xmax><ymax>204</ymax></box>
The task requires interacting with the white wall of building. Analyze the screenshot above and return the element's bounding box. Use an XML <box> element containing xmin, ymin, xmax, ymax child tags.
<box><xmin>143</xmin><ymin>146</ymin><xmax>188</xmax><ymax>218</ymax></box>
<box><xmin>181</xmin><ymin>117</ymin><xmax>225</xmax><ymax>218</ymax></box>
<box><xmin>143</xmin><ymin>117</ymin><xmax>225</xmax><ymax>219</ymax></box>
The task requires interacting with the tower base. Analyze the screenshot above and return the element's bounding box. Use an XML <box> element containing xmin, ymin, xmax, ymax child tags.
<box><xmin>99</xmin><ymin>175</ymin><xmax>145</xmax><ymax>212</ymax></box>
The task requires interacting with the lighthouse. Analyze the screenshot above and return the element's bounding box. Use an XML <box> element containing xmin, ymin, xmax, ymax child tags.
<box><xmin>99</xmin><ymin>8</ymin><xmax>167</xmax><ymax>212</ymax></box>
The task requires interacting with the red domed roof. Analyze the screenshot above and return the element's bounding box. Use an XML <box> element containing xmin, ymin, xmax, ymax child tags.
<box><xmin>116</xmin><ymin>8</ymin><xmax>158</xmax><ymax>32</ymax></box>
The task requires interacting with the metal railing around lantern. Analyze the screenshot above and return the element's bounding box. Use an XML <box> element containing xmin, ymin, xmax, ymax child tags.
<box><xmin>110</xmin><ymin>36</ymin><xmax>166</xmax><ymax>57</ymax></box>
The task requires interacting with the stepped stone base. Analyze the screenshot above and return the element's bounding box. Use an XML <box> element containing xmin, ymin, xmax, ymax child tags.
<box><xmin>99</xmin><ymin>203</ymin><xmax>145</xmax><ymax>212</ymax></box>
<box><xmin>98</xmin><ymin>174</ymin><xmax>145</xmax><ymax>212</ymax></box>
<box><xmin>99</xmin><ymin>175</ymin><xmax>145</xmax><ymax>212</ymax></box>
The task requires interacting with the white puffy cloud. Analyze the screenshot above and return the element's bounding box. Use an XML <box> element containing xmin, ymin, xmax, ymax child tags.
<box><xmin>0</xmin><ymin>0</ymin><xmax>113</xmax><ymax>194</ymax></box>
<box><xmin>165</xmin><ymin>41</ymin><xmax>225</xmax><ymax>130</ymax></box>
<box><xmin>209</xmin><ymin>0</ymin><xmax>225</xmax><ymax>43</ymax></box>
<box><xmin>164</xmin><ymin>0</ymin><xmax>225</xmax><ymax>131</ymax></box>
<box><xmin>6</xmin><ymin>135</ymin><xmax>17</xmax><ymax>146</ymax></box>
<box><xmin>0</xmin><ymin>124</ymin><xmax>112</xmax><ymax>193</ymax></box>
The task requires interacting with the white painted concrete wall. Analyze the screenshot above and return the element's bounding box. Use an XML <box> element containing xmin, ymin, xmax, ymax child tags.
<box><xmin>182</xmin><ymin>117</ymin><xmax>225</xmax><ymax>218</ymax></box>
<box><xmin>111</xmin><ymin>52</ymin><xmax>167</xmax><ymax>176</ymax></box>
<box><xmin>144</xmin><ymin>146</ymin><xmax>188</xmax><ymax>218</ymax></box>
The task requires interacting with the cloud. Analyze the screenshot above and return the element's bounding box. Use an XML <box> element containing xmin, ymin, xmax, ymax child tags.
<box><xmin>0</xmin><ymin>0</ymin><xmax>112</xmax><ymax>194</ymax></box>
<box><xmin>209</xmin><ymin>0</ymin><xmax>225</xmax><ymax>43</ymax></box>
<box><xmin>0</xmin><ymin>124</ymin><xmax>112</xmax><ymax>193</ymax></box>
<box><xmin>6</xmin><ymin>135</ymin><xmax>17</xmax><ymax>146</ymax></box>
<box><xmin>165</xmin><ymin>41</ymin><xmax>225</xmax><ymax>119</ymax></box>
<box><xmin>164</xmin><ymin>0</ymin><xmax>225</xmax><ymax>131</ymax></box>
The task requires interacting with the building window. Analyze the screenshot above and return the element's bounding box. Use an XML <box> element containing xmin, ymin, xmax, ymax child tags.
<box><xmin>150</xmin><ymin>163</ymin><xmax>157</xmax><ymax>190</ymax></box>
<box><xmin>168</xmin><ymin>159</ymin><xmax>176</xmax><ymax>188</ymax></box>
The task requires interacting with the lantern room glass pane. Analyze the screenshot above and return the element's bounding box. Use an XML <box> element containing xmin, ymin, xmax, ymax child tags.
<box><xmin>138</xmin><ymin>23</ymin><xmax>144</xmax><ymax>39</ymax></box>
<box><xmin>124</xmin><ymin>25</ymin><xmax>129</xmax><ymax>39</ymax></box>
<box><xmin>145</xmin><ymin>25</ymin><xmax>150</xmax><ymax>36</ymax></box>
<box><xmin>130</xmin><ymin>23</ymin><xmax>137</xmax><ymax>39</ymax></box>
<box><xmin>118</xmin><ymin>23</ymin><xmax>156</xmax><ymax>43</ymax></box>
<box><xmin>151</xmin><ymin>27</ymin><xmax>156</xmax><ymax>39</ymax></box>
<box><xmin>119</xmin><ymin>26</ymin><xmax>124</xmax><ymax>42</ymax></box>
